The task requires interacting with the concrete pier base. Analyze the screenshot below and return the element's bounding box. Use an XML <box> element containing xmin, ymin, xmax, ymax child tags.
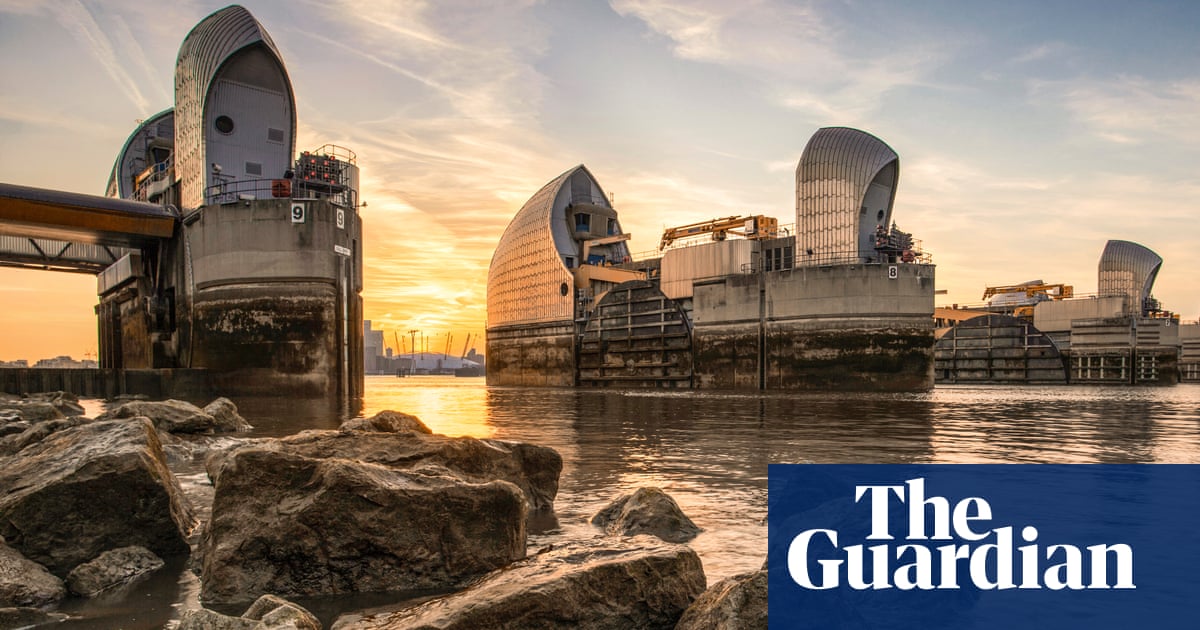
<box><xmin>486</xmin><ymin>321</ymin><xmax>576</xmax><ymax>387</ymax></box>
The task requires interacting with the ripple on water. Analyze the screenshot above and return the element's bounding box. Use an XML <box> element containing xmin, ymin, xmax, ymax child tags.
<box><xmin>59</xmin><ymin>378</ymin><xmax>1200</xmax><ymax>625</ymax></box>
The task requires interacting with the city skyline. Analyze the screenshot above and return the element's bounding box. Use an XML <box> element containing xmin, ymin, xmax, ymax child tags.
<box><xmin>2</xmin><ymin>0</ymin><xmax>1198</xmax><ymax>361</ymax></box>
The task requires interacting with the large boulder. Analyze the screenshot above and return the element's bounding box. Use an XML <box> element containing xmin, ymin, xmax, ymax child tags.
<box><xmin>201</xmin><ymin>447</ymin><xmax>528</xmax><ymax>605</ymax></box>
<box><xmin>340</xmin><ymin>410</ymin><xmax>431</xmax><ymax>434</ymax></box>
<box><xmin>675</xmin><ymin>570</ymin><xmax>768</xmax><ymax>630</ymax></box>
<box><xmin>25</xmin><ymin>391</ymin><xmax>87</xmax><ymax>417</ymax></box>
<box><xmin>0</xmin><ymin>418</ymin><xmax>195</xmax><ymax>576</ymax></box>
<box><xmin>592</xmin><ymin>487</ymin><xmax>702</xmax><ymax>543</ymax></box>
<box><xmin>206</xmin><ymin>426</ymin><xmax>561</xmax><ymax>511</ymax></box>
<box><xmin>66</xmin><ymin>545</ymin><xmax>165</xmax><ymax>597</ymax></box>
<box><xmin>0</xmin><ymin>541</ymin><xmax>65</xmax><ymax>607</ymax></box>
<box><xmin>204</xmin><ymin>398</ymin><xmax>254</xmax><ymax>433</ymax></box>
<box><xmin>99</xmin><ymin>398</ymin><xmax>249</xmax><ymax>434</ymax></box>
<box><xmin>179</xmin><ymin>594</ymin><xmax>321</xmax><ymax>630</ymax></box>
<box><xmin>333</xmin><ymin>538</ymin><xmax>707</xmax><ymax>630</ymax></box>
<box><xmin>0</xmin><ymin>417</ymin><xmax>92</xmax><ymax>457</ymax></box>
<box><xmin>0</xmin><ymin>400</ymin><xmax>63</xmax><ymax>423</ymax></box>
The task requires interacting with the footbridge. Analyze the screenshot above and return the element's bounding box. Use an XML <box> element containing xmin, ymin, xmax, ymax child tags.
<box><xmin>0</xmin><ymin>182</ymin><xmax>176</xmax><ymax>274</ymax></box>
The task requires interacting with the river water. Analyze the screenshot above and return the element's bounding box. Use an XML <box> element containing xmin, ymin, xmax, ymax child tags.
<box><xmin>56</xmin><ymin>377</ymin><xmax>1200</xmax><ymax>627</ymax></box>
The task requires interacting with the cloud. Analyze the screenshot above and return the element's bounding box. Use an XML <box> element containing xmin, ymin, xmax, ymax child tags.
<box><xmin>45</xmin><ymin>0</ymin><xmax>155</xmax><ymax>114</ymax></box>
<box><xmin>1010</xmin><ymin>41</ymin><xmax>1072</xmax><ymax>65</ymax></box>
<box><xmin>1032</xmin><ymin>75</ymin><xmax>1200</xmax><ymax>145</ymax></box>
<box><xmin>610</xmin><ymin>0</ymin><xmax>950</xmax><ymax>121</ymax></box>
<box><xmin>284</xmin><ymin>1</ymin><xmax>565</xmax><ymax>338</ymax></box>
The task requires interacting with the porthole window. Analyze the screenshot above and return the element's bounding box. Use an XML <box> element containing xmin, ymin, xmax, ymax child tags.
<box><xmin>559</xmin><ymin>282</ymin><xmax>569</xmax><ymax>296</ymax></box>
<box><xmin>214</xmin><ymin>115</ymin><xmax>234</xmax><ymax>134</ymax></box>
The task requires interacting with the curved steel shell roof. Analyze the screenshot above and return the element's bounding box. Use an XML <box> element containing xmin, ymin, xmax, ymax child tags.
<box><xmin>174</xmin><ymin>5</ymin><xmax>295</xmax><ymax>209</ymax></box>
<box><xmin>106</xmin><ymin>108</ymin><xmax>174</xmax><ymax>199</ymax></box>
<box><xmin>487</xmin><ymin>165</ymin><xmax>613</xmax><ymax>328</ymax></box>
<box><xmin>1098</xmin><ymin>239</ymin><xmax>1162</xmax><ymax>311</ymax></box>
<box><xmin>794</xmin><ymin>127</ymin><xmax>899</xmax><ymax>265</ymax></box>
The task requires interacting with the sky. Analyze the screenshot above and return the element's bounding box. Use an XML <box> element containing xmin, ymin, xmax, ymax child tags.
<box><xmin>1</xmin><ymin>0</ymin><xmax>1198</xmax><ymax>362</ymax></box>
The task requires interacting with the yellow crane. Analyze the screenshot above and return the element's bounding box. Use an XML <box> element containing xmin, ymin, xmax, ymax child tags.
<box><xmin>981</xmin><ymin>283</ymin><xmax>1074</xmax><ymax>301</ymax></box>
<box><xmin>659</xmin><ymin>215</ymin><xmax>779</xmax><ymax>250</ymax></box>
<box><xmin>982</xmin><ymin>283</ymin><xmax>1074</xmax><ymax>319</ymax></box>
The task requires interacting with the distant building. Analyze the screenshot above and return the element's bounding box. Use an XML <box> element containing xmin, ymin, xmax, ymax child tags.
<box><xmin>936</xmin><ymin>239</ymin><xmax>1183</xmax><ymax>385</ymax></box>
<box><xmin>364</xmin><ymin>320</ymin><xmax>386</xmax><ymax>374</ymax></box>
<box><xmin>486</xmin><ymin>127</ymin><xmax>935</xmax><ymax>390</ymax></box>
<box><xmin>31</xmin><ymin>356</ymin><xmax>98</xmax><ymax>369</ymax></box>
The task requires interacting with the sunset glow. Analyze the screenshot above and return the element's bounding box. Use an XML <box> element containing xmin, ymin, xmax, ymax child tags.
<box><xmin>3</xmin><ymin>0</ymin><xmax>1198</xmax><ymax>362</ymax></box>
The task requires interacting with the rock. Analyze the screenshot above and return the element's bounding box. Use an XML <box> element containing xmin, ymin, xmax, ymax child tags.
<box><xmin>0</xmin><ymin>541</ymin><xmax>65</xmax><ymax>607</ymax></box>
<box><xmin>201</xmin><ymin>447</ymin><xmax>528</xmax><ymax>604</ymax></box>
<box><xmin>206</xmin><ymin>427</ymin><xmax>561</xmax><ymax>512</ymax></box>
<box><xmin>0</xmin><ymin>418</ymin><xmax>195</xmax><ymax>576</ymax></box>
<box><xmin>179</xmin><ymin>594</ymin><xmax>321</xmax><ymax>630</ymax></box>
<box><xmin>66</xmin><ymin>545</ymin><xmax>165</xmax><ymax>597</ymax></box>
<box><xmin>244</xmin><ymin>594</ymin><xmax>322</xmax><ymax>629</ymax></box>
<box><xmin>675</xmin><ymin>570</ymin><xmax>767</xmax><ymax>630</ymax></box>
<box><xmin>0</xmin><ymin>417</ymin><xmax>92</xmax><ymax>457</ymax></box>
<box><xmin>179</xmin><ymin>609</ymin><xmax>261</xmax><ymax>630</ymax></box>
<box><xmin>0</xmin><ymin>400</ymin><xmax>63</xmax><ymax>423</ymax></box>
<box><xmin>591</xmin><ymin>487</ymin><xmax>702</xmax><ymax>543</ymax></box>
<box><xmin>98</xmin><ymin>399</ymin><xmax>223</xmax><ymax>434</ymax></box>
<box><xmin>24</xmin><ymin>391</ymin><xmax>87</xmax><ymax>417</ymax></box>
<box><xmin>204</xmin><ymin>398</ymin><xmax>254</xmax><ymax>433</ymax></box>
<box><xmin>0</xmin><ymin>608</ymin><xmax>70</xmax><ymax>627</ymax></box>
<box><xmin>0</xmin><ymin>421</ymin><xmax>30</xmax><ymax>438</ymax></box>
<box><xmin>335</xmin><ymin>538</ymin><xmax>706</xmax><ymax>630</ymax></box>
<box><xmin>340</xmin><ymin>410</ymin><xmax>431</xmax><ymax>434</ymax></box>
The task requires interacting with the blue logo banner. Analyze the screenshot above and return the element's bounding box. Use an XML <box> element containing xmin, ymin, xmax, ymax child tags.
<box><xmin>767</xmin><ymin>465</ymin><xmax>1200</xmax><ymax>629</ymax></box>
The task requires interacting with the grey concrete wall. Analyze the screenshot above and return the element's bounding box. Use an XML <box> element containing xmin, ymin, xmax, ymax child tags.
<box><xmin>486</xmin><ymin>321</ymin><xmax>576</xmax><ymax>387</ymax></box>
<box><xmin>765</xmin><ymin>319</ymin><xmax>934</xmax><ymax>390</ymax></box>
<box><xmin>765</xmin><ymin>263</ymin><xmax>934</xmax><ymax>321</ymax></box>
<box><xmin>692</xmin><ymin>322</ymin><xmax>761</xmax><ymax>389</ymax></box>
<box><xmin>661</xmin><ymin>239</ymin><xmax>758</xmax><ymax>299</ymax></box>
<box><xmin>187</xmin><ymin>198</ymin><xmax>352</xmax><ymax>289</ymax></box>
<box><xmin>693</xmin><ymin>263</ymin><xmax>935</xmax><ymax>390</ymax></box>
<box><xmin>191</xmin><ymin>282</ymin><xmax>340</xmax><ymax>397</ymax></box>
<box><xmin>1034</xmin><ymin>296</ymin><xmax>1124</xmax><ymax>333</ymax></box>
<box><xmin>183</xmin><ymin>197</ymin><xmax>362</xmax><ymax>400</ymax></box>
<box><xmin>0</xmin><ymin>368</ymin><xmax>212</xmax><ymax>400</ymax></box>
<box><xmin>1181</xmin><ymin>323</ymin><xmax>1200</xmax><ymax>382</ymax></box>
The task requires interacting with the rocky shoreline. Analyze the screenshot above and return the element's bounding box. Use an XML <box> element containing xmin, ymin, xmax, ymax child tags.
<box><xmin>0</xmin><ymin>392</ymin><xmax>766</xmax><ymax>629</ymax></box>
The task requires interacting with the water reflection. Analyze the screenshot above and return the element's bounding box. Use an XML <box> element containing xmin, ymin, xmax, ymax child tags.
<box><xmin>349</xmin><ymin>377</ymin><xmax>1200</xmax><ymax>581</ymax></box>
<box><xmin>55</xmin><ymin>378</ymin><xmax>1200</xmax><ymax>626</ymax></box>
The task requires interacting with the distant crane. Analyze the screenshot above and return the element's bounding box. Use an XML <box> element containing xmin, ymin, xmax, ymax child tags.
<box><xmin>981</xmin><ymin>282</ymin><xmax>1074</xmax><ymax>320</ymax></box>
<box><xmin>659</xmin><ymin>215</ymin><xmax>778</xmax><ymax>250</ymax></box>
<box><xmin>981</xmin><ymin>283</ymin><xmax>1074</xmax><ymax>301</ymax></box>
<box><xmin>460</xmin><ymin>333</ymin><xmax>473</xmax><ymax>360</ymax></box>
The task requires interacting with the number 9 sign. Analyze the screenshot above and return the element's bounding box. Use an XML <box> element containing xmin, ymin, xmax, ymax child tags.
<box><xmin>290</xmin><ymin>203</ymin><xmax>305</xmax><ymax>224</ymax></box>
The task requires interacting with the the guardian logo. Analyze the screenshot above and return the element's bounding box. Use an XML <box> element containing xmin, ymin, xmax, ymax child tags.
<box><xmin>787</xmin><ymin>478</ymin><xmax>1135</xmax><ymax>591</ymax></box>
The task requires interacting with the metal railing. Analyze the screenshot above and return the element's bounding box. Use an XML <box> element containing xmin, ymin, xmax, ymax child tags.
<box><xmin>304</xmin><ymin>144</ymin><xmax>357</xmax><ymax>165</ymax></box>
<box><xmin>132</xmin><ymin>157</ymin><xmax>173</xmax><ymax>203</ymax></box>
<box><xmin>204</xmin><ymin>177</ymin><xmax>358</xmax><ymax>208</ymax></box>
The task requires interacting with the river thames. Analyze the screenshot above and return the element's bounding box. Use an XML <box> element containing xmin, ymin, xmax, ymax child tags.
<box><xmin>60</xmin><ymin>377</ymin><xmax>1200</xmax><ymax>627</ymax></box>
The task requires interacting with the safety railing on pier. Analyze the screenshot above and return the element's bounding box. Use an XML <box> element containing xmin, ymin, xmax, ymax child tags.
<box><xmin>204</xmin><ymin>144</ymin><xmax>358</xmax><ymax>207</ymax></box>
<box><xmin>629</xmin><ymin>245</ymin><xmax>934</xmax><ymax>269</ymax></box>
